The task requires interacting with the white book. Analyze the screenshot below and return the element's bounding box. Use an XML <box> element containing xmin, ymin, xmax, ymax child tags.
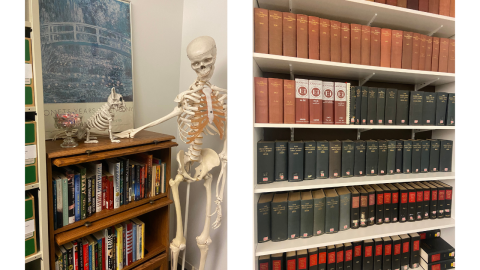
<box><xmin>106</xmin><ymin>159</ymin><xmax>121</xmax><ymax>209</ymax></box>
<box><xmin>52</xmin><ymin>173</ymin><xmax>63</xmax><ymax>227</ymax></box>
<box><xmin>346</xmin><ymin>82</ymin><xmax>351</xmax><ymax>125</ymax></box>
<box><xmin>85</xmin><ymin>162</ymin><xmax>102</xmax><ymax>212</ymax></box>
<box><xmin>131</xmin><ymin>218</ymin><xmax>144</xmax><ymax>259</ymax></box>
<box><xmin>151</xmin><ymin>165</ymin><xmax>157</xmax><ymax>197</ymax></box>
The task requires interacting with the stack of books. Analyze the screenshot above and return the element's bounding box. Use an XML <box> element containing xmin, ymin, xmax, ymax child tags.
<box><xmin>420</xmin><ymin>233</ymin><xmax>455</xmax><ymax>270</ymax></box>
<box><xmin>374</xmin><ymin>0</ymin><xmax>455</xmax><ymax>18</ymax></box>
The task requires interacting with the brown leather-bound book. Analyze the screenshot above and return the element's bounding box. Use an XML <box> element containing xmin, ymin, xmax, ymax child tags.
<box><xmin>341</xmin><ymin>23</ymin><xmax>351</xmax><ymax>63</ymax></box>
<box><xmin>322</xmin><ymin>81</ymin><xmax>335</xmax><ymax>124</ymax></box>
<box><xmin>296</xmin><ymin>79</ymin><xmax>309</xmax><ymax>124</ymax></box>
<box><xmin>297</xmin><ymin>14</ymin><xmax>308</xmax><ymax>59</ymax></box>
<box><xmin>447</xmin><ymin>39</ymin><xmax>455</xmax><ymax>73</ymax></box>
<box><xmin>380</xmin><ymin>29</ymin><xmax>392</xmax><ymax>67</ymax></box>
<box><xmin>320</xmin><ymin>19</ymin><xmax>331</xmax><ymax>61</ymax></box>
<box><xmin>387</xmin><ymin>0</ymin><xmax>398</xmax><ymax>4</ymax></box>
<box><xmin>419</xmin><ymin>0</ymin><xmax>429</xmax><ymax>12</ymax></box>
<box><xmin>450</xmin><ymin>0</ymin><xmax>455</xmax><ymax>17</ymax></box>
<box><xmin>418</xmin><ymin>35</ymin><xmax>427</xmax><ymax>71</ymax></box>
<box><xmin>331</xmin><ymin>21</ymin><xmax>341</xmax><ymax>62</ymax></box>
<box><xmin>351</xmin><ymin>24</ymin><xmax>362</xmax><ymax>65</ymax></box>
<box><xmin>309</xmin><ymin>16</ymin><xmax>320</xmax><ymax>60</ymax></box>
<box><xmin>425</xmin><ymin>36</ymin><xmax>433</xmax><ymax>71</ymax></box>
<box><xmin>429</xmin><ymin>0</ymin><xmax>440</xmax><ymax>14</ymax></box>
<box><xmin>254</xmin><ymin>8</ymin><xmax>269</xmax><ymax>54</ymax></box>
<box><xmin>438</xmin><ymin>38</ymin><xmax>449</xmax><ymax>72</ymax></box>
<box><xmin>269</xmin><ymin>10</ymin><xmax>283</xmax><ymax>55</ymax></box>
<box><xmin>431</xmin><ymin>37</ymin><xmax>440</xmax><ymax>71</ymax></box>
<box><xmin>407</xmin><ymin>0</ymin><xmax>419</xmax><ymax>9</ymax></box>
<box><xmin>401</xmin><ymin>32</ymin><xmax>413</xmax><ymax>69</ymax></box>
<box><xmin>370</xmin><ymin>27</ymin><xmax>381</xmax><ymax>66</ymax></box>
<box><xmin>284</xmin><ymin>80</ymin><xmax>296</xmax><ymax>124</ymax></box>
<box><xmin>398</xmin><ymin>0</ymin><xmax>407</xmax><ymax>7</ymax></box>
<box><xmin>283</xmin><ymin>12</ymin><xmax>297</xmax><ymax>57</ymax></box>
<box><xmin>361</xmin><ymin>25</ymin><xmax>371</xmax><ymax>65</ymax></box>
<box><xmin>268</xmin><ymin>78</ymin><xmax>284</xmax><ymax>123</ymax></box>
<box><xmin>439</xmin><ymin>0</ymin><xmax>450</xmax><ymax>16</ymax></box>
<box><xmin>309</xmin><ymin>80</ymin><xmax>323</xmax><ymax>124</ymax></box>
<box><xmin>411</xmin><ymin>33</ymin><xmax>421</xmax><ymax>70</ymax></box>
<box><xmin>254</xmin><ymin>77</ymin><xmax>268</xmax><ymax>123</ymax></box>
<box><xmin>391</xmin><ymin>30</ymin><xmax>403</xmax><ymax>68</ymax></box>
<box><xmin>375</xmin><ymin>0</ymin><xmax>386</xmax><ymax>3</ymax></box>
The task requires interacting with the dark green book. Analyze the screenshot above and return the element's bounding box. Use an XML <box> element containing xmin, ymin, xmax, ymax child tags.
<box><xmin>387</xmin><ymin>140</ymin><xmax>396</xmax><ymax>175</ymax></box>
<box><xmin>257</xmin><ymin>141</ymin><xmax>275</xmax><ymax>184</ymax></box>
<box><xmin>395</xmin><ymin>140</ymin><xmax>403</xmax><ymax>174</ymax></box>
<box><xmin>422</xmin><ymin>92</ymin><xmax>436</xmax><ymax>125</ymax></box>
<box><xmin>435</xmin><ymin>92</ymin><xmax>448</xmax><ymax>125</ymax></box>
<box><xmin>288</xmin><ymin>191</ymin><xmax>301</xmax><ymax>239</ymax></box>
<box><xmin>329</xmin><ymin>141</ymin><xmax>342</xmax><ymax>178</ymax></box>
<box><xmin>324</xmin><ymin>188</ymin><xmax>340</xmax><ymax>233</ymax></box>
<box><xmin>366</xmin><ymin>140</ymin><xmax>379</xmax><ymax>176</ymax></box>
<box><xmin>446</xmin><ymin>93</ymin><xmax>455</xmax><ymax>126</ymax></box>
<box><xmin>361</xmin><ymin>86</ymin><xmax>368</xmax><ymax>125</ymax></box>
<box><xmin>354</xmin><ymin>141</ymin><xmax>366</xmax><ymax>176</ymax></box>
<box><xmin>412</xmin><ymin>140</ymin><xmax>422</xmax><ymax>173</ymax></box>
<box><xmin>377</xmin><ymin>140</ymin><xmax>388</xmax><ymax>175</ymax></box>
<box><xmin>439</xmin><ymin>140</ymin><xmax>453</xmax><ymax>172</ymax></box>
<box><xmin>355</xmin><ymin>86</ymin><xmax>362</xmax><ymax>125</ymax></box>
<box><xmin>341</xmin><ymin>140</ymin><xmax>355</xmax><ymax>177</ymax></box>
<box><xmin>385</xmin><ymin>88</ymin><xmax>397</xmax><ymax>125</ymax></box>
<box><xmin>300</xmin><ymin>191</ymin><xmax>314</xmax><ymax>238</ymax></box>
<box><xmin>272</xmin><ymin>193</ymin><xmax>289</xmax><ymax>242</ymax></box>
<box><xmin>304</xmin><ymin>140</ymin><xmax>316</xmax><ymax>180</ymax></box>
<box><xmin>275</xmin><ymin>140</ymin><xmax>288</xmax><ymax>181</ymax></box>
<box><xmin>288</xmin><ymin>141</ymin><xmax>305</xmax><ymax>182</ymax></box>
<box><xmin>347</xmin><ymin>186</ymin><xmax>360</xmax><ymax>229</ymax></box>
<box><xmin>316</xmin><ymin>141</ymin><xmax>329</xmax><ymax>179</ymax></box>
<box><xmin>409</xmin><ymin>91</ymin><xmax>424</xmax><ymax>125</ymax></box>
<box><xmin>420</xmin><ymin>140</ymin><xmax>430</xmax><ymax>173</ymax></box>
<box><xmin>336</xmin><ymin>187</ymin><xmax>351</xmax><ymax>231</ymax></box>
<box><xmin>376</xmin><ymin>88</ymin><xmax>386</xmax><ymax>125</ymax></box>
<box><xmin>396</xmin><ymin>90</ymin><xmax>410</xmax><ymax>125</ymax></box>
<box><xmin>312</xmin><ymin>189</ymin><xmax>326</xmax><ymax>236</ymax></box>
<box><xmin>349</xmin><ymin>86</ymin><xmax>356</xmax><ymax>125</ymax></box>
<box><xmin>257</xmin><ymin>193</ymin><xmax>274</xmax><ymax>243</ymax></box>
<box><xmin>355</xmin><ymin>186</ymin><xmax>368</xmax><ymax>227</ymax></box>
<box><xmin>363</xmin><ymin>185</ymin><xmax>376</xmax><ymax>226</ymax></box>
<box><xmin>402</xmin><ymin>140</ymin><xmax>413</xmax><ymax>173</ymax></box>
<box><xmin>367</xmin><ymin>87</ymin><xmax>377</xmax><ymax>125</ymax></box>
<box><xmin>429</xmin><ymin>139</ymin><xmax>440</xmax><ymax>172</ymax></box>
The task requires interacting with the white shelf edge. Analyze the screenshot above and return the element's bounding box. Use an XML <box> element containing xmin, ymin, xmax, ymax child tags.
<box><xmin>25</xmin><ymin>106</ymin><xmax>36</xmax><ymax>112</ymax></box>
<box><xmin>255</xmin><ymin>172</ymin><xmax>455</xmax><ymax>193</ymax></box>
<box><xmin>25</xmin><ymin>183</ymin><xmax>40</xmax><ymax>191</ymax></box>
<box><xmin>25</xmin><ymin>251</ymin><xmax>42</xmax><ymax>264</ymax></box>
<box><xmin>255</xmin><ymin>218</ymin><xmax>455</xmax><ymax>256</ymax></box>
<box><xmin>25</xmin><ymin>21</ymin><xmax>32</xmax><ymax>28</ymax></box>
<box><xmin>254</xmin><ymin>123</ymin><xmax>455</xmax><ymax>130</ymax></box>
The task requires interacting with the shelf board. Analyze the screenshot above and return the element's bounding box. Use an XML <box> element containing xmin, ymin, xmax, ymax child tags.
<box><xmin>255</xmin><ymin>172</ymin><xmax>455</xmax><ymax>193</ymax></box>
<box><xmin>254</xmin><ymin>53</ymin><xmax>455</xmax><ymax>86</ymax></box>
<box><xmin>25</xmin><ymin>251</ymin><xmax>42</xmax><ymax>264</ymax></box>
<box><xmin>254</xmin><ymin>123</ymin><xmax>455</xmax><ymax>130</ymax></box>
<box><xmin>25</xmin><ymin>106</ymin><xmax>36</xmax><ymax>112</ymax></box>
<box><xmin>25</xmin><ymin>21</ymin><xmax>32</xmax><ymax>28</ymax></box>
<box><xmin>256</xmin><ymin>218</ymin><xmax>455</xmax><ymax>256</ymax></box>
<box><xmin>25</xmin><ymin>183</ymin><xmax>40</xmax><ymax>191</ymax></box>
<box><xmin>123</xmin><ymin>246</ymin><xmax>166</xmax><ymax>270</ymax></box>
<box><xmin>257</xmin><ymin>0</ymin><xmax>454</xmax><ymax>38</ymax></box>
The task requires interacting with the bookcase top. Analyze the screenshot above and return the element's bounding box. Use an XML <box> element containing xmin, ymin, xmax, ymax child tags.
<box><xmin>46</xmin><ymin>130</ymin><xmax>175</xmax><ymax>158</ymax></box>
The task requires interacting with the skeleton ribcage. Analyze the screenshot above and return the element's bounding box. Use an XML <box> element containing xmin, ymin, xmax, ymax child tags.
<box><xmin>86</xmin><ymin>103</ymin><xmax>113</xmax><ymax>131</ymax></box>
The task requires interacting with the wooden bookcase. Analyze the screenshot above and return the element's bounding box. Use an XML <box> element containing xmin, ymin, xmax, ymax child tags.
<box><xmin>46</xmin><ymin>131</ymin><xmax>176</xmax><ymax>270</ymax></box>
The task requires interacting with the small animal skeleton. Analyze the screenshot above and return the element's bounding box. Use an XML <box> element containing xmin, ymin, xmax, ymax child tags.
<box><xmin>115</xmin><ymin>36</ymin><xmax>227</xmax><ymax>270</ymax></box>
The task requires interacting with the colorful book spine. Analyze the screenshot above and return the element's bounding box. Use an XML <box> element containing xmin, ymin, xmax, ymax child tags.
<box><xmin>87</xmin><ymin>176</ymin><xmax>92</xmax><ymax>217</ymax></box>
<box><xmin>115</xmin><ymin>224</ymin><xmax>123</xmax><ymax>269</ymax></box>
<box><xmin>79</xmin><ymin>167</ymin><xmax>87</xmax><ymax>220</ymax></box>
<box><xmin>120</xmin><ymin>160</ymin><xmax>124</xmax><ymax>206</ymax></box>
<box><xmin>74</xmin><ymin>172</ymin><xmax>81</xmax><ymax>222</ymax></box>
<box><xmin>53</xmin><ymin>179</ymin><xmax>57</xmax><ymax>230</ymax></box>
<box><xmin>132</xmin><ymin>223</ymin><xmax>137</xmax><ymax>262</ymax></box>
<box><xmin>62</xmin><ymin>176</ymin><xmax>69</xmax><ymax>227</ymax></box>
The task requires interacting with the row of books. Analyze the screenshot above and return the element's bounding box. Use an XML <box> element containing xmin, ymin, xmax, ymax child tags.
<box><xmin>255</xmin><ymin>77</ymin><xmax>456</xmax><ymax>126</ymax></box>
<box><xmin>257</xmin><ymin>229</ymin><xmax>455</xmax><ymax>270</ymax></box>
<box><xmin>254</xmin><ymin>8</ymin><xmax>455</xmax><ymax>73</ymax></box>
<box><xmin>257</xmin><ymin>139</ymin><xmax>453</xmax><ymax>184</ymax></box>
<box><xmin>257</xmin><ymin>181</ymin><xmax>452</xmax><ymax>243</ymax></box>
<box><xmin>52</xmin><ymin>153</ymin><xmax>167</xmax><ymax>229</ymax></box>
<box><xmin>54</xmin><ymin>218</ymin><xmax>145</xmax><ymax>270</ymax></box>
<box><xmin>370</xmin><ymin>0</ymin><xmax>455</xmax><ymax>18</ymax></box>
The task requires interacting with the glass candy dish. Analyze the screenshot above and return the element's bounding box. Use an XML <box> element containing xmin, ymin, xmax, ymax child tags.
<box><xmin>53</xmin><ymin>114</ymin><xmax>83</xmax><ymax>148</ymax></box>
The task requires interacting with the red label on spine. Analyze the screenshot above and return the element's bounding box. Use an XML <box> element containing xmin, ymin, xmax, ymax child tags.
<box><xmin>337</xmin><ymin>251</ymin><xmax>344</xmax><ymax>263</ymax></box>
<box><xmin>394</xmin><ymin>244</ymin><xmax>401</xmax><ymax>255</ymax></box>
<box><xmin>446</xmin><ymin>190</ymin><xmax>452</xmax><ymax>200</ymax></box>
<box><xmin>414</xmin><ymin>240</ymin><xmax>420</xmax><ymax>251</ymax></box>
<box><xmin>346</xmin><ymin>250</ymin><xmax>353</xmax><ymax>261</ymax></box>
<box><xmin>260</xmin><ymin>262</ymin><xmax>269</xmax><ymax>270</ymax></box>
<box><xmin>287</xmin><ymin>259</ymin><xmax>296</xmax><ymax>270</ymax></box>
<box><xmin>361</xmin><ymin>196</ymin><xmax>368</xmax><ymax>207</ymax></box>
<box><xmin>328</xmin><ymin>252</ymin><xmax>336</xmax><ymax>263</ymax></box>
<box><xmin>354</xmin><ymin>246</ymin><xmax>362</xmax><ymax>257</ymax></box>
<box><xmin>309</xmin><ymin>254</ymin><xmax>318</xmax><ymax>266</ymax></box>
<box><xmin>369</xmin><ymin>194</ymin><xmax>375</xmax><ymax>205</ymax></box>
<box><xmin>424</xmin><ymin>190</ymin><xmax>430</xmax><ymax>201</ymax></box>
<box><xmin>377</xmin><ymin>194</ymin><xmax>384</xmax><ymax>205</ymax></box>
<box><xmin>365</xmin><ymin>246</ymin><xmax>372</xmax><ymax>257</ymax></box>
<box><xmin>273</xmin><ymin>260</ymin><xmax>282</xmax><ymax>270</ymax></box>
<box><xmin>439</xmin><ymin>190</ymin><xmax>445</xmax><ymax>200</ymax></box>
<box><xmin>431</xmin><ymin>254</ymin><xmax>441</xmax><ymax>262</ymax></box>
<box><xmin>420</xmin><ymin>233</ymin><xmax>426</xmax><ymax>239</ymax></box>
<box><xmin>432</xmin><ymin>190</ymin><xmax>438</xmax><ymax>200</ymax></box>
<box><xmin>319</xmin><ymin>252</ymin><xmax>327</xmax><ymax>264</ymax></box>
<box><xmin>403</xmin><ymin>242</ymin><xmax>409</xmax><ymax>253</ymax></box>
<box><xmin>384</xmin><ymin>192</ymin><xmax>391</xmax><ymax>204</ymax></box>
<box><xmin>401</xmin><ymin>193</ymin><xmax>408</xmax><ymax>203</ymax></box>
<box><xmin>376</xmin><ymin>245</ymin><xmax>383</xmax><ymax>256</ymax></box>
<box><xmin>432</xmin><ymin>264</ymin><xmax>441</xmax><ymax>270</ymax></box>
<box><xmin>352</xmin><ymin>196</ymin><xmax>360</xmax><ymax>208</ymax></box>
<box><xmin>409</xmin><ymin>192</ymin><xmax>416</xmax><ymax>203</ymax></box>
<box><xmin>298</xmin><ymin>258</ymin><xmax>307</xmax><ymax>269</ymax></box>
<box><xmin>417</xmin><ymin>191</ymin><xmax>423</xmax><ymax>202</ymax></box>
<box><xmin>385</xmin><ymin>244</ymin><xmax>392</xmax><ymax>255</ymax></box>
<box><xmin>392</xmin><ymin>192</ymin><xmax>399</xmax><ymax>203</ymax></box>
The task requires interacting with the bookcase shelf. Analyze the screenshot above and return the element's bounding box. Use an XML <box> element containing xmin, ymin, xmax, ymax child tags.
<box><xmin>254</xmin><ymin>53</ymin><xmax>455</xmax><ymax>86</ymax></box>
<box><xmin>255</xmin><ymin>172</ymin><xmax>455</xmax><ymax>193</ymax></box>
<box><xmin>257</xmin><ymin>0</ymin><xmax>455</xmax><ymax>38</ymax></box>
<box><xmin>256</xmin><ymin>218</ymin><xmax>455</xmax><ymax>256</ymax></box>
<box><xmin>254</xmin><ymin>123</ymin><xmax>455</xmax><ymax>130</ymax></box>
<box><xmin>25</xmin><ymin>182</ymin><xmax>39</xmax><ymax>191</ymax></box>
<box><xmin>25</xmin><ymin>251</ymin><xmax>42</xmax><ymax>264</ymax></box>
<box><xmin>25</xmin><ymin>106</ymin><xmax>36</xmax><ymax>112</ymax></box>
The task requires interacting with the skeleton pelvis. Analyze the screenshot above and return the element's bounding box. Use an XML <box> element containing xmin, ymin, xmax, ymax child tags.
<box><xmin>177</xmin><ymin>148</ymin><xmax>220</xmax><ymax>181</ymax></box>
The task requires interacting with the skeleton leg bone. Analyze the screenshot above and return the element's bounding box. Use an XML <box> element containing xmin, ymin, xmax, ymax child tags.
<box><xmin>170</xmin><ymin>174</ymin><xmax>186</xmax><ymax>270</ymax></box>
<box><xmin>108</xmin><ymin>119</ymin><xmax>120</xmax><ymax>143</ymax></box>
<box><xmin>84</xmin><ymin>128</ymin><xmax>98</xmax><ymax>144</ymax></box>
<box><xmin>197</xmin><ymin>173</ymin><xmax>214</xmax><ymax>270</ymax></box>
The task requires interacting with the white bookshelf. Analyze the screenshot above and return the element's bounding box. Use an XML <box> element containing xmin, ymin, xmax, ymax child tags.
<box><xmin>252</xmin><ymin>0</ymin><xmax>455</xmax><ymax>267</ymax></box>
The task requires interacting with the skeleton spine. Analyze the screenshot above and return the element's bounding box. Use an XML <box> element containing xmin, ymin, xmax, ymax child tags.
<box><xmin>86</xmin><ymin>103</ymin><xmax>112</xmax><ymax>131</ymax></box>
<box><xmin>186</xmin><ymin>134</ymin><xmax>203</xmax><ymax>162</ymax></box>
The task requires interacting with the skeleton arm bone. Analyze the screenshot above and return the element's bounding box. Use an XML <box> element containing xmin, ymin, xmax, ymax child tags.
<box><xmin>210</xmin><ymin>136</ymin><xmax>227</xmax><ymax>229</ymax></box>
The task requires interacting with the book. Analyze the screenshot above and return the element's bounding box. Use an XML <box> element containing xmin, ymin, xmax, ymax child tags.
<box><xmin>421</xmin><ymin>258</ymin><xmax>455</xmax><ymax>270</ymax></box>
<box><xmin>298</xmin><ymin>250</ymin><xmax>308</xmax><ymax>269</ymax></box>
<box><xmin>92</xmin><ymin>230</ymin><xmax>106</xmax><ymax>270</ymax></box>
<box><xmin>284</xmin><ymin>80</ymin><xmax>296</xmax><ymax>124</ymax></box>
<box><xmin>439</xmin><ymin>0</ymin><xmax>451</xmax><ymax>16</ymax></box>
<box><xmin>272</xmin><ymin>253</ymin><xmax>285</xmax><ymax>270</ymax></box>
<box><xmin>347</xmin><ymin>186</ymin><xmax>360</xmax><ymax>229</ymax></box>
<box><xmin>275</xmin><ymin>140</ymin><xmax>288</xmax><ymax>181</ymax></box>
<box><xmin>450</xmin><ymin>0</ymin><xmax>455</xmax><ymax>17</ymax></box>
<box><xmin>255</xmin><ymin>77</ymin><xmax>269</xmax><ymax>123</ymax></box>
<box><xmin>384</xmin><ymin>89</ymin><xmax>397</xmax><ymax>125</ymax></box>
<box><xmin>320</xmin><ymin>19</ymin><xmax>331</xmax><ymax>61</ymax></box>
<box><xmin>391</xmin><ymin>30</ymin><xmax>403</xmax><ymax>68</ymax></box>
<box><xmin>361</xmin><ymin>87</ymin><xmax>368</xmax><ymax>125</ymax></box>
<box><xmin>372</xmin><ymin>184</ymin><xmax>384</xmax><ymax>224</ymax></box>
<box><xmin>257</xmin><ymin>193</ymin><xmax>273</xmax><ymax>243</ymax></box>
<box><xmin>335</xmin><ymin>244</ymin><xmax>344</xmax><ymax>270</ymax></box>
<box><xmin>119</xmin><ymin>157</ymin><xmax>124</xmax><ymax>204</ymax></box>
<box><xmin>411</xmin><ymin>182</ymin><xmax>424</xmax><ymax>220</ymax></box>
<box><xmin>334</xmin><ymin>82</ymin><xmax>347</xmax><ymax>125</ymax></box>
<box><xmin>344</xmin><ymin>243</ymin><xmax>353</xmax><ymax>270</ymax></box>
<box><xmin>438</xmin><ymin>38</ymin><xmax>449</xmax><ymax>72</ymax></box>
<box><xmin>399</xmin><ymin>234</ymin><xmax>411</xmax><ymax>270</ymax></box>
<box><xmin>287</xmin><ymin>251</ymin><xmax>297</xmax><ymax>270</ymax></box>
<box><xmin>439</xmin><ymin>140</ymin><xmax>453</xmax><ymax>172</ymax></box>
<box><xmin>432</xmin><ymin>181</ymin><xmax>446</xmax><ymax>218</ymax></box>
<box><xmin>106</xmin><ymin>159</ymin><xmax>121</xmax><ymax>208</ymax></box>
<box><xmin>74</xmin><ymin>165</ymin><xmax>87</xmax><ymax>220</ymax></box>
<box><xmin>418</xmin><ymin>229</ymin><xmax>441</xmax><ymax>240</ymax></box>
<box><xmin>354</xmin><ymin>141</ymin><xmax>366</xmax><ymax>176</ymax></box>
<box><xmin>409</xmin><ymin>91</ymin><xmax>424</xmax><ymax>125</ymax></box>
<box><xmin>446</xmin><ymin>93</ymin><xmax>455</xmax><ymax>126</ymax></box>
<box><xmin>297</xmin><ymin>14</ymin><xmax>308</xmax><ymax>59</ymax></box>
<box><xmin>300</xmin><ymin>191</ymin><xmax>314</xmax><ymax>238</ymax></box>
<box><xmin>380</xmin><ymin>28</ymin><xmax>392</xmax><ymax>67</ymax></box>
<box><xmin>352</xmin><ymin>241</ymin><xmax>363</xmax><ymax>270</ymax></box>
<box><xmin>330</xmin><ymin>21</ymin><xmax>341</xmax><ymax>62</ymax></box>
<box><xmin>402</xmin><ymin>183</ymin><xmax>417</xmax><ymax>221</ymax></box>
<box><xmin>288</xmin><ymin>191</ymin><xmax>301</xmax><ymax>239</ymax></box>
<box><xmin>309</xmin><ymin>16</ymin><xmax>320</xmax><ymax>60</ymax></box>
<box><xmin>351</xmin><ymin>24</ymin><xmax>362</xmax><ymax>64</ymax></box>
<box><xmin>296</xmin><ymin>79</ymin><xmax>309</xmax><ymax>124</ymax></box>
<box><xmin>283</xmin><ymin>12</ymin><xmax>297</xmax><ymax>57</ymax></box>
<box><xmin>288</xmin><ymin>141</ymin><xmax>305</xmax><ymax>182</ymax></box>
<box><xmin>395</xmin><ymin>140</ymin><xmax>403</xmax><ymax>173</ymax></box>
<box><xmin>376</xmin><ymin>88</ymin><xmax>385</xmax><ymax>125</ymax></box>
<box><xmin>429</xmin><ymin>139</ymin><xmax>440</xmax><ymax>172</ymax></box>
<box><xmin>423</xmin><ymin>181</ymin><xmax>438</xmax><ymax>219</ymax></box>
<box><xmin>430</xmin><ymin>0</ymin><xmax>440</xmax><ymax>13</ymax></box>
<box><xmin>329</xmin><ymin>141</ymin><xmax>342</xmax><ymax>178</ymax></box>
<box><xmin>367</xmin><ymin>87</ymin><xmax>377</xmax><ymax>125</ymax></box>
<box><xmin>417</xmin><ymin>182</ymin><xmax>431</xmax><ymax>219</ymax></box>
<box><xmin>349</xmin><ymin>86</ymin><xmax>356</xmax><ymax>124</ymax></box>
<box><xmin>304</xmin><ymin>141</ymin><xmax>316</xmax><ymax>180</ymax></box>
<box><xmin>422</xmin><ymin>92</ymin><xmax>436</xmax><ymax>125</ymax></box>
<box><xmin>432</xmin><ymin>37</ymin><xmax>440</xmax><ymax>71</ymax></box>
<box><xmin>341</xmin><ymin>23</ymin><xmax>351</xmax><ymax>64</ymax></box>
<box><xmin>425</xmin><ymin>36</ymin><xmax>433</xmax><ymax>71</ymax></box>
<box><xmin>394</xmin><ymin>183</ymin><xmax>408</xmax><ymax>222</ymax></box>
<box><xmin>86</xmin><ymin>171</ymin><xmax>93</xmax><ymax>217</ymax></box>
<box><xmin>366</xmin><ymin>140</ymin><xmax>379</xmax><ymax>176</ymax></box>
<box><xmin>63</xmin><ymin>168</ymin><xmax>76</xmax><ymax>224</ymax></box>
<box><xmin>316</xmin><ymin>141</ymin><xmax>329</xmax><ymax>179</ymax></box>
<box><xmin>385</xmin><ymin>183</ymin><xmax>399</xmax><ymax>223</ymax></box>
<box><xmin>131</xmin><ymin>217</ymin><xmax>144</xmax><ymax>259</ymax></box>
<box><xmin>312</xmin><ymin>189</ymin><xmax>326</xmax><ymax>236</ymax></box>
<box><xmin>396</xmin><ymin>90</ymin><xmax>409</xmax><ymax>125</ymax></box>
<box><xmin>257</xmin><ymin>141</ymin><xmax>275</xmax><ymax>184</ymax></box>
<box><xmin>103</xmin><ymin>170</ymin><xmax>114</xmax><ymax>210</ymax></box>
<box><xmin>402</xmin><ymin>140</ymin><xmax>413</xmax><ymax>173</ymax></box>
<box><xmin>398</xmin><ymin>0</ymin><xmax>408</xmax><ymax>7</ymax></box>
<box><xmin>420</xmin><ymin>140</ymin><xmax>431</xmax><ymax>173</ymax></box>
<box><xmin>308</xmin><ymin>248</ymin><xmax>318</xmax><ymax>270</ymax></box>
<box><xmin>436</xmin><ymin>181</ymin><xmax>452</xmax><ymax>217</ymax></box>
<box><xmin>361</xmin><ymin>25</ymin><xmax>371</xmax><ymax>65</ymax></box>
<box><xmin>420</xmin><ymin>237</ymin><xmax>455</xmax><ymax>263</ymax></box>
<box><xmin>386</xmin><ymin>140</ymin><xmax>396</xmax><ymax>175</ymax></box>
<box><xmin>435</xmin><ymin>92</ymin><xmax>448</xmax><ymax>125</ymax></box>
<box><xmin>412</xmin><ymin>140</ymin><xmax>422</xmax><ymax>173</ymax></box>
<box><xmin>373</xmin><ymin>238</ymin><xmax>383</xmax><ymax>270</ymax></box>
<box><xmin>254</xmin><ymin>8</ymin><xmax>268</xmax><ymax>54</ymax></box>
<box><xmin>268</xmin><ymin>78</ymin><xmax>284</xmax><ymax>123</ymax></box>
<box><xmin>412</xmin><ymin>33</ymin><xmax>421</xmax><ymax>70</ymax></box>
<box><xmin>324</xmin><ymin>188</ymin><xmax>339</xmax><ymax>233</ymax></box>
<box><xmin>131</xmin><ymin>224</ymin><xmax>137</xmax><ymax>262</ymax></box>
<box><xmin>272</xmin><ymin>192</ymin><xmax>288</xmax><ymax>241</ymax></box>
<box><xmin>409</xmin><ymin>233</ymin><xmax>421</xmax><ymax>268</ymax></box>
<box><xmin>419</xmin><ymin>34</ymin><xmax>427</xmax><ymax>70</ymax></box>
<box><xmin>259</xmin><ymin>255</ymin><xmax>271</xmax><ymax>270</ymax></box>
<box><xmin>362</xmin><ymin>239</ymin><xmax>374</xmax><ymax>270</ymax></box>
<box><xmin>106</xmin><ymin>228</ymin><xmax>114</xmax><ymax>269</ymax></box>
<box><xmin>327</xmin><ymin>245</ymin><xmax>336</xmax><ymax>270</ymax></box>
<box><xmin>53</xmin><ymin>178</ymin><xmax>58</xmax><ymax>230</ymax></box>
<box><xmin>73</xmin><ymin>169</ymin><xmax>81</xmax><ymax>222</ymax></box>
<box><xmin>336</xmin><ymin>187</ymin><xmax>351</xmax><ymax>231</ymax></box>
<box><xmin>269</xmin><ymin>10</ymin><xmax>283</xmax><ymax>55</ymax></box>
<box><xmin>382</xmin><ymin>237</ymin><xmax>392</xmax><ymax>270</ymax></box>
<box><xmin>64</xmin><ymin>242</ymin><xmax>74</xmax><ymax>270</ymax></box>
<box><xmin>52</xmin><ymin>172</ymin><xmax>64</xmax><ymax>229</ymax></box>
<box><xmin>354</xmin><ymin>87</ymin><xmax>362</xmax><ymax>125</ymax></box>
<box><xmin>341</xmin><ymin>140</ymin><xmax>355</xmax><ymax>177</ymax></box>
<box><xmin>309</xmin><ymin>80</ymin><xmax>323</xmax><ymax>124</ymax></box>
<box><xmin>355</xmin><ymin>186</ymin><xmax>368</xmax><ymax>227</ymax></box>
<box><xmin>323</xmin><ymin>82</ymin><xmax>335</xmax><ymax>124</ymax></box>
<box><xmin>447</xmin><ymin>39</ymin><xmax>455</xmax><ymax>73</ymax></box>
<box><xmin>391</xmin><ymin>235</ymin><xmax>402</xmax><ymax>270</ymax></box>
<box><xmin>363</xmin><ymin>185</ymin><xmax>376</xmax><ymax>226</ymax></box>
<box><xmin>370</xmin><ymin>27</ymin><xmax>381</xmax><ymax>66</ymax></box>
<box><xmin>378</xmin><ymin>140</ymin><xmax>388</xmax><ymax>175</ymax></box>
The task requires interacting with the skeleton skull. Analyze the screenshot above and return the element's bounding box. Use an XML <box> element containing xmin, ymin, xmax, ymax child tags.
<box><xmin>187</xmin><ymin>36</ymin><xmax>217</xmax><ymax>81</ymax></box>
<box><xmin>107</xmin><ymin>87</ymin><xmax>127</xmax><ymax>112</ymax></box>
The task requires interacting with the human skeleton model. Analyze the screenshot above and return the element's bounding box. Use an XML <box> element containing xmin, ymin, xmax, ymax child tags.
<box><xmin>115</xmin><ymin>36</ymin><xmax>227</xmax><ymax>270</ymax></box>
